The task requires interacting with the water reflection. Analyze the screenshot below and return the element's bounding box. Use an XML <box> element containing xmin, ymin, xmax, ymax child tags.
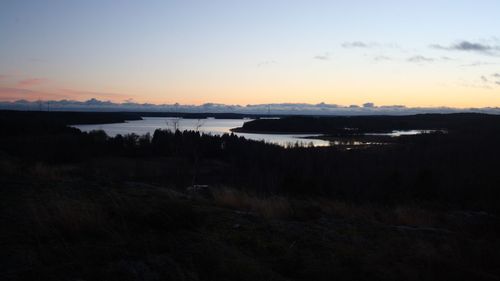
<box><xmin>73</xmin><ymin>118</ymin><xmax>444</xmax><ymax>147</ymax></box>
<box><xmin>72</xmin><ymin>117</ymin><xmax>331</xmax><ymax>147</ymax></box>
<box><xmin>365</xmin><ymin>130</ymin><xmax>442</xmax><ymax>137</ymax></box>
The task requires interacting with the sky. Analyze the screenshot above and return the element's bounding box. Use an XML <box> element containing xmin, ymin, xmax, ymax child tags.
<box><xmin>1</xmin><ymin>0</ymin><xmax>500</xmax><ymax>108</ymax></box>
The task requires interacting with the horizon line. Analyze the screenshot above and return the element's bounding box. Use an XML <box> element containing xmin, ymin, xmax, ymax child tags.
<box><xmin>1</xmin><ymin>97</ymin><xmax>500</xmax><ymax>110</ymax></box>
<box><xmin>1</xmin><ymin>98</ymin><xmax>500</xmax><ymax>116</ymax></box>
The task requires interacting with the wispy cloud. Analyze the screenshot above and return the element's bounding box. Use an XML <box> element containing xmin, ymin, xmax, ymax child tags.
<box><xmin>460</xmin><ymin>61</ymin><xmax>500</xmax><ymax>67</ymax></box>
<box><xmin>0</xmin><ymin>86</ymin><xmax>134</xmax><ymax>102</ymax></box>
<box><xmin>341</xmin><ymin>41</ymin><xmax>373</xmax><ymax>48</ymax></box>
<box><xmin>59</xmin><ymin>89</ymin><xmax>132</xmax><ymax>100</ymax></box>
<box><xmin>257</xmin><ymin>60</ymin><xmax>277</xmax><ymax>67</ymax></box>
<box><xmin>469</xmin><ymin>74</ymin><xmax>500</xmax><ymax>88</ymax></box>
<box><xmin>430</xmin><ymin>40</ymin><xmax>500</xmax><ymax>55</ymax></box>
<box><xmin>440</xmin><ymin>56</ymin><xmax>455</xmax><ymax>61</ymax></box>
<box><xmin>18</xmin><ymin>78</ymin><xmax>47</xmax><ymax>86</ymax></box>
<box><xmin>373</xmin><ymin>55</ymin><xmax>392</xmax><ymax>62</ymax></box>
<box><xmin>0</xmin><ymin>87</ymin><xmax>39</xmax><ymax>96</ymax></box>
<box><xmin>407</xmin><ymin>55</ymin><xmax>435</xmax><ymax>63</ymax></box>
<box><xmin>0</xmin><ymin>87</ymin><xmax>67</xmax><ymax>101</ymax></box>
<box><xmin>492</xmin><ymin>73</ymin><xmax>500</xmax><ymax>86</ymax></box>
<box><xmin>313</xmin><ymin>53</ymin><xmax>330</xmax><ymax>60</ymax></box>
<box><xmin>342</xmin><ymin>41</ymin><xmax>400</xmax><ymax>50</ymax></box>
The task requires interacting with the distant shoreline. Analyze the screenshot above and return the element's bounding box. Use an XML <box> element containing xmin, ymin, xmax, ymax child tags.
<box><xmin>230</xmin><ymin>127</ymin><xmax>322</xmax><ymax>135</ymax></box>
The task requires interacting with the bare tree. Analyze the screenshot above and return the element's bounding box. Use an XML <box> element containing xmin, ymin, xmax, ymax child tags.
<box><xmin>165</xmin><ymin>118</ymin><xmax>180</xmax><ymax>132</ymax></box>
<box><xmin>194</xmin><ymin>119</ymin><xmax>205</xmax><ymax>132</ymax></box>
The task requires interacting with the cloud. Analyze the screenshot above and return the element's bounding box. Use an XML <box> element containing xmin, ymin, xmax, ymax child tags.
<box><xmin>476</xmin><ymin>74</ymin><xmax>500</xmax><ymax>87</ymax></box>
<box><xmin>491</xmin><ymin>73</ymin><xmax>500</xmax><ymax>86</ymax></box>
<box><xmin>0</xmin><ymin>87</ymin><xmax>40</xmax><ymax>96</ymax></box>
<box><xmin>316</xmin><ymin>102</ymin><xmax>339</xmax><ymax>108</ymax></box>
<box><xmin>440</xmin><ymin>56</ymin><xmax>454</xmax><ymax>61</ymax></box>
<box><xmin>460</xmin><ymin>61</ymin><xmax>500</xmax><ymax>67</ymax></box>
<box><xmin>341</xmin><ymin>41</ymin><xmax>372</xmax><ymax>48</ymax></box>
<box><xmin>430</xmin><ymin>40</ymin><xmax>500</xmax><ymax>55</ymax></box>
<box><xmin>59</xmin><ymin>88</ymin><xmax>132</xmax><ymax>100</ymax></box>
<box><xmin>0</xmin><ymin>75</ymin><xmax>8</xmax><ymax>80</ymax></box>
<box><xmin>342</xmin><ymin>41</ymin><xmax>401</xmax><ymax>50</ymax></box>
<box><xmin>18</xmin><ymin>78</ymin><xmax>47</xmax><ymax>86</ymax></box>
<box><xmin>452</xmin><ymin>41</ymin><xmax>494</xmax><ymax>51</ymax></box>
<box><xmin>0</xmin><ymin>87</ymin><xmax>67</xmax><ymax>101</ymax></box>
<box><xmin>1</xmin><ymin>98</ymin><xmax>499</xmax><ymax>115</ymax></box>
<box><xmin>313</xmin><ymin>53</ymin><xmax>330</xmax><ymax>60</ymax></box>
<box><xmin>407</xmin><ymin>55</ymin><xmax>435</xmax><ymax>63</ymax></box>
<box><xmin>373</xmin><ymin>55</ymin><xmax>392</xmax><ymax>62</ymax></box>
<box><xmin>458</xmin><ymin>74</ymin><xmax>500</xmax><ymax>89</ymax></box>
<box><xmin>0</xmin><ymin>86</ymin><xmax>131</xmax><ymax>102</ymax></box>
<box><xmin>257</xmin><ymin>60</ymin><xmax>277</xmax><ymax>67</ymax></box>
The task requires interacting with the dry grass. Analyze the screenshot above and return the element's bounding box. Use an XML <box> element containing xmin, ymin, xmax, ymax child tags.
<box><xmin>29</xmin><ymin>162</ymin><xmax>76</xmax><ymax>181</ymax></box>
<box><xmin>212</xmin><ymin>187</ymin><xmax>292</xmax><ymax>219</ymax></box>
<box><xmin>317</xmin><ymin>199</ymin><xmax>439</xmax><ymax>227</ymax></box>
<box><xmin>28</xmin><ymin>192</ymin><xmax>113</xmax><ymax>242</ymax></box>
<box><xmin>317</xmin><ymin>199</ymin><xmax>378</xmax><ymax>221</ymax></box>
<box><xmin>26</xmin><ymin>185</ymin><xmax>202</xmax><ymax>247</ymax></box>
<box><xmin>213</xmin><ymin>189</ymin><xmax>440</xmax><ymax>226</ymax></box>
<box><xmin>392</xmin><ymin>206</ymin><xmax>437</xmax><ymax>226</ymax></box>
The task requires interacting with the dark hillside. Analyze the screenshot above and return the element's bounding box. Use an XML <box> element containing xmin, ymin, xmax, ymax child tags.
<box><xmin>1</xmin><ymin>111</ymin><xmax>500</xmax><ymax>280</ymax></box>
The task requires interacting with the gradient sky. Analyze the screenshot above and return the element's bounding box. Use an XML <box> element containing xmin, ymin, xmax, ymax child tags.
<box><xmin>1</xmin><ymin>0</ymin><xmax>500</xmax><ymax>107</ymax></box>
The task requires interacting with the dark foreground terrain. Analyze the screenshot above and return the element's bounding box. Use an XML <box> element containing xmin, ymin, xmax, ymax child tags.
<box><xmin>1</xmin><ymin>111</ymin><xmax>500</xmax><ymax>281</ymax></box>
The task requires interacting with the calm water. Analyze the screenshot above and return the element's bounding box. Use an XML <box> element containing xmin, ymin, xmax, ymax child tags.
<box><xmin>365</xmin><ymin>130</ymin><xmax>442</xmax><ymax>137</ymax></box>
<box><xmin>73</xmin><ymin>117</ymin><xmax>331</xmax><ymax>147</ymax></box>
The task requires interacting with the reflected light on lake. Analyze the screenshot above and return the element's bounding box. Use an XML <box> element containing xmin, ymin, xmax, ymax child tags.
<box><xmin>72</xmin><ymin>117</ymin><xmax>331</xmax><ymax>147</ymax></box>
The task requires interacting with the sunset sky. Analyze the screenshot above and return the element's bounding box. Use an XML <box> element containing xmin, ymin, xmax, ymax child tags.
<box><xmin>1</xmin><ymin>0</ymin><xmax>500</xmax><ymax>107</ymax></box>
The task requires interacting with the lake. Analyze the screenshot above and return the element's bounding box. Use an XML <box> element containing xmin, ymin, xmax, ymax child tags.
<box><xmin>365</xmin><ymin>130</ymin><xmax>442</xmax><ymax>137</ymax></box>
<box><xmin>72</xmin><ymin>117</ymin><xmax>331</xmax><ymax>147</ymax></box>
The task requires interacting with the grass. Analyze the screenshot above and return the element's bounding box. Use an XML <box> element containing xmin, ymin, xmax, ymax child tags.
<box><xmin>2</xmin><ymin>182</ymin><xmax>291</xmax><ymax>281</ymax></box>
<box><xmin>213</xmin><ymin>187</ymin><xmax>442</xmax><ymax>228</ymax></box>
<box><xmin>212</xmin><ymin>187</ymin><xmax>292</xmax><ymax>219</ymax></box>
<box><xmin>1</xmin><ymin>162</ymin><xmax>499</xmax><ymax>281</ymax></box>
<box><xmin>1</xmin><ymin>181</ymin><xmax>499</xmax><ymax>281</ymax></box>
